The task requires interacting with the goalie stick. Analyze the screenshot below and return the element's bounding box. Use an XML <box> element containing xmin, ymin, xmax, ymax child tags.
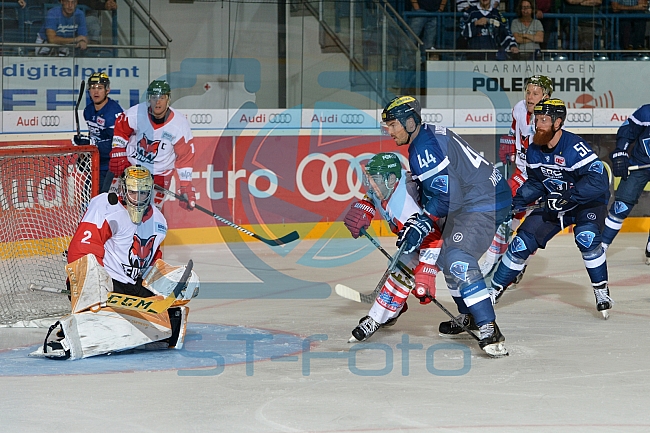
<box><xmin>153</xmin><ymin>184</ymin><xmax>299</xmax><ymax>246</ymax></box>
<box><xmin>336</xmin><ymin>228</ymin><xmax>481</xmax><ymax>341</ymax></box>
<box><xmin>629</xmin><ymin>163</ymin><xmax>650</xmax><ymax>172</ymax></box>
<box><xmin>31</xmin><ymin>260</ymin><xmax>194</xmax><ymax>315</ymax></box>
<box><xmin>74</xmin><ymin>80</ymin><xmax>85</xmax><ymax>139</ymax></box>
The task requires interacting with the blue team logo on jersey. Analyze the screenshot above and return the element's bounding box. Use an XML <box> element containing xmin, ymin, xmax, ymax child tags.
<box><xmin>643</xmin><ymin>137</ymin><xmax>650</xmax><ymax>157</ymax></box>
<box><xmin>588</xmin><ymin>161</ymin><xmax>604</xmax><ymax>174</ymax></box>
<box><xmin>614</xmin><ymin>201</ymin><xmax>629</xmax><ymax>214</ymax></box>
<box><xmin>450</xmin><ymin>261</ymin><xmax>469</xmax><ymax>281</ymax></box>
<box><xmin>543</xmin><ymin>178</ymin><xmax>567</xmax><ymax>193</ymax></box>
<box><xmin>576</xmin><ymin>231</ymin><xmax>596</xmax><ymax>249</ymax></box>
<box><xmin>377</xmin><ymin>290</ymin><xmax>400</xmax><ymax>310</ymax></box>
<box><xmin>431</xmin><ymin>175</ymin><xmax>449</xmax><ymax>193</ymax></box>
<box><xmin>509</xmin><ymin>236</ymin><xmax>527</xmax><ymax>253</ymax></box>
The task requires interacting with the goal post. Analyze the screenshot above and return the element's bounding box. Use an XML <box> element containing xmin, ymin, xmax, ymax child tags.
<box><xmin>0</xmin><ymin>144</ymin><xmax>99</xmax><ymax>326</ymax></box>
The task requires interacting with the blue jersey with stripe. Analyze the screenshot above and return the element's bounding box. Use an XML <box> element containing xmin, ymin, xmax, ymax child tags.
<box><xmin>615</xmin><ymin>104</ymin><xmax>650</xmax><ymax>166</ymax></box>
<box><xmin>515</xmin><ymin>129</ymin><xmax>610</xmax><ymax>208</ymax></box>
<box><xmin>407</xmin><ymin>124</ymin><xmax>511</xmax><ymax>217</ymax></box>
<box><xmin>83</xmin><ymin>98</ymin><xmax>124</xmax><ymax>171</ymax></box>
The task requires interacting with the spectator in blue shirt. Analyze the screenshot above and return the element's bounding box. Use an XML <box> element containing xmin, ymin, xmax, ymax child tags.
<box><xmin>35</xmin><ymin>0</ymin><xmax>88</xmax><ymax>56</ymax></box>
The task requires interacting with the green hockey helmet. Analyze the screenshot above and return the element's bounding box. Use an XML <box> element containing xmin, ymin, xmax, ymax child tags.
<box><xmin>147</xmin><ymin>80</ymin><xmax>171</xmax><ymax>99</ymax></box>
<box><xmin>362</xmin><ymin>153</ymin><xmax>403</xmax><ymax>200</ymax></box>
<box><xmin>525</xmin><ymin>75</ymin><xmax>553</xmax><ymax>97</ymax></box>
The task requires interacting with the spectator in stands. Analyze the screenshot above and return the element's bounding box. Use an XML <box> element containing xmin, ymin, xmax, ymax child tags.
<box><xmin>410</xmin><ymin>0</ymin><xmax>447</xmax><ymax>50</ymax></box>
<box><xmin>535</xmin><ymin>0</ymin><xmax>558</xmax><ymax>49</ymax></box>
<box><xmin>511</xmin><ymin>0</ymin><xmax>544</xmax><ymax>59</ymax></box>
<box><xmin>563</xmin><ymin>0</ymin><xmax>603</xmax><ymax>52</ymax></box>
<box><xmin>78</xmin><ymin>0</ymin><xmax>117</xmax><ymax>44</ymax></box>
<box><xmin>611</xmin><ymin>0</ymin><xmax>648</xmax><ymax>50</ymax></box>
<box><xmin>456</xmin><ymin>0</ymin><xmax>499</xmax><ymax>11</ymax></box>
<box><xmin>460</xmin><ymin>0</ymin><xmax>519</xmax><ymax>59</ymax></box>
<box><xmin>35</xmin><ymin>0</ymin><xmax>88</xmax><ymax>56</ymax></box>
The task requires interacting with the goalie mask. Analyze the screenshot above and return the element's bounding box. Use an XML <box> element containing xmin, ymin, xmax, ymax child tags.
<box><xmin>121</xmin><ymin>165</ymin><xmax>154</xmax><ymax>224</ymax></box>
<box><xmin>362</xmin><ymin>153</ymin><xmax>402</xmax><ymax>201</ymax></box>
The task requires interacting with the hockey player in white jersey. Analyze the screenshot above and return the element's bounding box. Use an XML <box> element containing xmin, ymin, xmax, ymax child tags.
<box><xmin>109</xmin><ymin>80</ymin><xmax>196</xmax><ymax>210</ymax></box>
<box><xmin>480</xmin><ymin>75</ymin><xmax>554</xmax><ymax>277</ymax></box>
<box><xmin>30</xmin><ymin>166</ymin><xmax>199</xmax><ymax>360</ymax></box>
<box><xmin>343</xmin><ymin>153</ymin><xmax>443</xmax><ymax>342</ymax></box>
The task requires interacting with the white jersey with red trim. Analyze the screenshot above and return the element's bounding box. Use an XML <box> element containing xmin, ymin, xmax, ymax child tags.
<box><xmin>368</xmin><ymin>169</ymin><xmax>421</xmax><ymax>232</ymax></box>
<box><xmin>510</xmin><ymin>99</ymin><xmax>535</xmax><ymax>179</ymax></box>
<box><xmin>67</xmin><ymin>193</ymin><xmax>168</xmax><ymax>285</ymax></box>
<box><xmin>112</xmin><ymin>103</ymin><xmax>195</xmax><ymax>183</ymax></box>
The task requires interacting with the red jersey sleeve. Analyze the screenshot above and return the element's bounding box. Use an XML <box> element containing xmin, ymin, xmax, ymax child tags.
<box><xmin>67</xmin><ymin>220</ymin><xmax>112</xmax><ymax>265</ymax></box>
<box><xmin>111</xmin><ymin>111</ymin><xmax>134</xmax><ymax>149</ymax></box>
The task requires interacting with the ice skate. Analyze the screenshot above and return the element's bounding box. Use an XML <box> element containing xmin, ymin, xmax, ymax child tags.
<box><xmin>349</xmin><ymin>316</ymin><xmax>381</xmax><ymax>342</ymax></box>
<box><xmin>489</xmin><ymin>283</ymin><xmax>508</xmax><ymax>305</ymax></box>
<box><xmin>593</xmin><ymin>284</ymin><xmax>614</xmax><ymax>320</ymax></box>
<box><xmin>478</xmin><ymin>321</ymin><xmax>508</xmax><ymax>357</ymax></box>
<box><xmin>645</xmin><ymin>242</ymin><xmax>650</xmax><ymax>265</ymax></box>
<box><xmin>383</xmin><ymin>302</ymin><xmax>408</xmax><ymax>327</ymax></box>
<box><xmin>438</xmin><ymin>313</ymin><xmax>478</xmax><ymax>338</ymax></box>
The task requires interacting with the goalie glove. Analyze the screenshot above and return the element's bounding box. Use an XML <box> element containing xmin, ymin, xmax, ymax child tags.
<box><xmin>396</xmin><ymin>213</ymin><xmax>433</xmax><ymax>254</ymax></box>
<box><xmin>412</xmin><ymin>263</ymin><xmax>438</xmax><ymax>304</ymax></box>
<box><xmin>498</xmin><ymin>135</ymin><xmax>516</xmax><ymax>164</ymax></box>
<box><xmin>610</xmin><ymin>150</ymin><xmax>630</xmax><ymax>181</ymax></box>
<box><xmin>343</xmin><ymin>200</ymin><xmax>375</xmax><ymax>239</ymax></box>
<box><xmin>72</xmin><ymin>134</ymin><xmax>92</xmax><ymax>146</ymax></box>
<box><xmin>108</xmin><ymin>148</ymin><xmax>130</xmax><ymax>177</ymax></box>
<box><xmin>178</xmin><ymin>183</ymin><xmax>196</xmax><ymax>211</ymax></box>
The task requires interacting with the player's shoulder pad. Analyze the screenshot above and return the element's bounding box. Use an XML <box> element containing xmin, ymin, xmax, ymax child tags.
<box><xmin>629</xmin><ymin>104</ymin><xmax>650</xmax><ymax>126</ymax></box>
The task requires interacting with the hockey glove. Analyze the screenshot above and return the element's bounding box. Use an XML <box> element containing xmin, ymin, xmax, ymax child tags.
<box><xmin>610</xmin><ymin>151</ymin><xmax>630</xmax><ymax>181</ymax></box>
<box><xmin>343</xmin><ymin>200</ymin><xmax>375</xmax><ymax>238</ymax></box>
<box><xmin>396</xmin><ymin>213</ymin><xmax>433</xmax><ymax>254</ymax></box>
<box><xmin>178</xmin><ymin>184</ymin><xmax>196</xmax><ymax>211</ymax></box>
<box><xmin>412</xmin><ymin>263</ymin><xmax>439</xmax><ymax>304</ymax></box>
<box><xmin>499</xmin><ymin>135</ymin><xmax>516</xmax><ymax>164</ymax></box>
<box><xmin>108</xmin><ymin>148</ymin><xmax>130</xmax><ymax>177</ymax></box>
<box><xmin>543</xmin><ymin>189</ymin><xmax>573</xmax><ymax>222</ymax></box>
<box><xmin>72</xmin><ymin>134</ymin><xmax>92</xmax><ymax>146</ymax></box>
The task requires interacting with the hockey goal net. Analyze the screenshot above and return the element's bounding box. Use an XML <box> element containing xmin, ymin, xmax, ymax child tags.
<box><xmin>0</xmin><ymin>144</ymin><xmax>99</xmax><ymax>326</ymax></box>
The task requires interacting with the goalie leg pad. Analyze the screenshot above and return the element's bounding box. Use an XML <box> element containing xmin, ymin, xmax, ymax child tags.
<box><xmin>142</xmin><ymin>259</ymin><xmax>200</xmax><ymax>302</ymax></box>
<box><xmin>168</xmin><ymin>306</ymin><xmax>189</xmax><ymax>349</ymax></box>
<box><xmin>30</xmin><ymin>307</ymin><xmax>173</xmax><ymax>360</ymax></box>
<box><xmin>66</xmin><ymin>253</ymin><xmax>113</xmax><ymax>313</ymax></box>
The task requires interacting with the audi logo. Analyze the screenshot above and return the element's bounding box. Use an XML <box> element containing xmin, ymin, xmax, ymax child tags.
<box><xmin>496</xmin><ymin>113</ymin><xmax>512</xmax><ymax>123</ymax></box>
<box><xmin>40</xmin><ymin>115</ymin><xmax>61</xmax><ymax>127</ymax></box>
<box><xmin>421</xmin><ymin>113</ymin><xmax>443</xmax><ymax>123</ymax></box>
<box><xmin>566</xmin><ymin>113</ymin><xmax>592</xmax><ymax>123</ymax></box>
<box><xmin>340</xmin><ymin>114</ymin><xmax>365</xmax><ymax>124</ymax></box>
<box><xmin>190</xmin><ymin>114</ymin><xmax>213</xmax><ymax>124</ymax></box>
<box><xmin>296</xmin><ymin>152</ymin><xmax>373</xmax><ymax>202</ymax></box>
<box><xmin>269</xmin><ymin>113</ymin><xmax>292</xmax><ymax>123</ymax></box>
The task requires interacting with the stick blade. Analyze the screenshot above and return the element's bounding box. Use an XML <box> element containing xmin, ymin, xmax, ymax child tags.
<box><xmin>334</xmin><ymin>284</ymin><xmax>362</xmax><ymax>303</ymax></box>
<box><xmin>258</xmin><ymin>230</ymin><xmax>300</xmax><ymax>246</ymax></box>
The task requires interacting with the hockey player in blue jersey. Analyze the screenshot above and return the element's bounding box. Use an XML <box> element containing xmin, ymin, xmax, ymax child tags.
<box><xmin>602</xmin><ymin>104</ymin><xmax>650</xmax><ymax>264</ymax></box>
<box><xmin>382</xmin><ymin>96</ymin><xmax>512</xmax><ymax>357</ymax></box>
<box><xmin>489</xmin><ymin>99</ymin><xmax>614</xmax><ymax>319</ymax></box>
<box><xmin>73</xmin><ymin>72</ymin><xmax>124</xmax><ymax>189</ymax></box>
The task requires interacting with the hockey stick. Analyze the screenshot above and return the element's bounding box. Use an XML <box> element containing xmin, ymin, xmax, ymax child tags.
<box><xmin>359</xmin><ymin>229</ymin><xmax>480</xmax><ymax>341</ymax></box>
<box><xmin>335</xmin><ymin>241</ymin><xmax>407</xmax><ymax>304</ymax></box>
<box><xmin>153</xmin><ymin>185</ymin><xmax>299</xmax><ymax>246</ymax></box>
<box><xmin>360</xmin><ymin>228</ymin><xmax>412</xmax><ymax>276</ymax></box>
<box><xmin>30</xmin><ymin>284</ymin><xmax>70</xmax><ymax>295</ymax></box>
<box><xmin>629</xmin><ymin>164</ymin><xmax>650</xmax><ymax>172</ymax></box>
<box><xmin>74</xmin><ymin>80</ymin><xmax>85</xmax><ymax>139</ymax></box>
<box><xmin>105</xmin><ymin>259</ymin><xmax>193</xmax><ymax>314</ymax></box>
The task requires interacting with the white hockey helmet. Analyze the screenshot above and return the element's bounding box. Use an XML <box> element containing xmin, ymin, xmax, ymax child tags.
<box><xmin>121</xmin><ymin>165</ymin><xmax>154</xmax><ymax>224</ymax></box>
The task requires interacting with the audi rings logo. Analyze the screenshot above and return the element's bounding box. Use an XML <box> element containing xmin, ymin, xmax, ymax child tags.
<box><xmin>421</xmin><ymin>113</ymin><xmax>444</xmax><ymax>123</ymax></box>
<box><xmin>567</xmin><ymin>113</ymin><xmax>592</xmax><ymax>123</ymax></box>
<box><xmin>269</xmin><ymin>113</ymin><xmax>292</xmax><ymax>123</ymax></box>
<box><xmin>40</xmin><ymin>115</ymin><xmax>61</xmax><ymax>127</ymax></box>
<box><xmin>496</xmin><ymin>113</ymin><xmax>512</xmax><ymax>123</ymax></box>
<box><xmin>190</xmin><ymin>114</ymin><xmax>213</xmax><ymax>124</ymax></box>
<box><xmin>340</xmin><ymin>114</ymin><xmax>365</xmax><ymax>124</ymax></box>
<box><xmin>296</xmin><ymin>152</ymin><xmax>373</xmax><ymax>202</ymax></box>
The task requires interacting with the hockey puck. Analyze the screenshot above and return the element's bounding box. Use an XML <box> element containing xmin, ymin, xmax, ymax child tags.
<box><xmin>108</xmin><ymin>192</ymin><xmax>118</xmax><ymax>205</ymax></box>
